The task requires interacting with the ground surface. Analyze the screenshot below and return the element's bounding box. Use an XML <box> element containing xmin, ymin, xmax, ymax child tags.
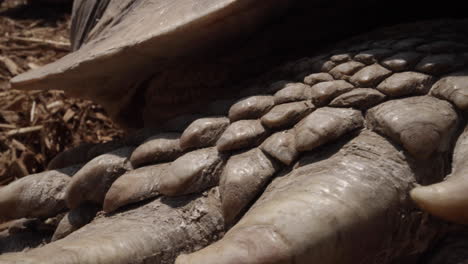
<box><xmin>0</xmin><ymin>0</ymin><xmax>123</xmax><ymax>185</ymax></box>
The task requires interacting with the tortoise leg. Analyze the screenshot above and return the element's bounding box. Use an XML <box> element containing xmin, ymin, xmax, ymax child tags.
<box><xmin>0</xmin><ymin>128</ymin><xmax>450</xmax><ymax>264</ymax></box>
<box><xmin>176</xmin><ymin>129</ymin><xmax>450</xmax><ymax>264</ymax></box>
<box><xmin>2</xmin><ymin>19</ymin><xmax>468</xmax><ymax>263</ymax></box>
<box><xmin>0</xmin><ymin>189</ymin><xmax>224</xmax><ymax>264</ymax></box>
<box><xmin>412</xmin><ymin>75</ymin><xmax>468</xmax><ymax>224</ymax></box>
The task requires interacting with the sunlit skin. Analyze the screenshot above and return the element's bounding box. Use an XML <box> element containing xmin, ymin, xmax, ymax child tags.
<box><xmin>1</xmin><ymin>1</ymin><xmax>468</xmax><ymax>263</ymax></box>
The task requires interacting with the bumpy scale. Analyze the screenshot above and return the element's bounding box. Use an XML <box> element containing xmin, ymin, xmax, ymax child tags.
<box><xmin>3</xmin><ymin>19</ymin><xmax>468</xmax><ymax>264</ymax></box>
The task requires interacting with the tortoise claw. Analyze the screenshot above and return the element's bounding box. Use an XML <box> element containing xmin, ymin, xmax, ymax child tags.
<box><xmin>411</xmin><ymin>125</ymin><xmax>468</xmax><ymax>224</ymax></box>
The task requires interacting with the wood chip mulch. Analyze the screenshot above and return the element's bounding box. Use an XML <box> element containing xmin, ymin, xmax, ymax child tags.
<box><xmin>0</xmin><ymin>0</ymin><xmax>124</xmax><ymax>185</ymax></box>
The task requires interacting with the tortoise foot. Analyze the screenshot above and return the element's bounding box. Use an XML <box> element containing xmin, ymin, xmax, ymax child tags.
<box><xmin>2</xmin><ymin>19</ymin><xmax>468</xmax><ymax>263</ymax></box>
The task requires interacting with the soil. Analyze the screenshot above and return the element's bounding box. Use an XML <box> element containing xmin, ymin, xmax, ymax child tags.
<box><xmin>0</xmin><ymin>0</ymin><xmax>124</xmax><ymax>185</ymax></box>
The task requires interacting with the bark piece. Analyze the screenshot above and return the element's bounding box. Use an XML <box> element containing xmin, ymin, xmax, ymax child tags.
<box><xmin>367</xmin><ymin>96</ymin><xmax>458</xmax><ymax>160</ymax></box>
<box><xmin>381</xmin><ymin>52</ymin><xmax>423</xmax><ymax>72</ymax></box>
<box><xmin>216</xmin><ymin>120</ymin><xmax>268</xmax><ymax>152</ymax></box>
<box><xmin>104</xmin><ymin>163</ymin><xmax>170</xmax><ymax>213</ymax></box>
<box><xmin>228</xmin><ymin>96</ymin><xmax>275</xmax><ymax>121</ymax></box>
<box><xmin>309</xmin><ymin>80</ymin><xmax>354</xmax><ymax>106</ymax></box>
<box><xmin>0</xmin><ymin>167</ymin><xmax>77</xmax><ymax>221</ymax></box>
<box><xmin>330</xmin><ymin>88</ymin><xmax>386</xmax><ymax>109</ymax></box>
<box><xmin>261</xmin><ymin>101</ymin><xmax>315</xmax><ymax>129</ymax></box>
<box><xmin>220</xmin><ymin>148</ymin><xmax>278</xmax><ymax>224</ymax></box>
<box><xmin>260</xmin><ymin>131</ymin><xmax>298</xmax><ymax>165</ymax></box>
<box><xmin>349</xmin><ymin>64</ymin><xmax>392</xmax><ymax>87</ymax></box>
<box><xmin>376</xmin><ymin>71</ymin><xmax>434</xmax><ymax>97</ymax></box>
<box><xmin>294</xmin><ymin>107</ymin><xmax>364</xmax><ymax>152</ymax></box>
<box><xmin>431</xmin><ymin>70</ymin><xmax>468</xmax><ymax>110</ymax></box>
<box><xmin>159</xmin><ymin>148</ymin><xmax>225</xmax><ymax>196</ymax></box>
<box><xmin>180</xmin><ymin>117</ymin><xmax>230</xmax><ymax>150</ymax></box>
<box><xmin>273</xmin><ymin>83</ymin><xmax>312</xmax><ymax>104</ymax></box>
<box><xmin>130</xmin><ymin>133</ymin><xmax>182</xmax><ymax>167</ymax></box>
<box><xmin>65</xmin><ymin>148</ymin><xmax>134</xmax><ymax>209</ymax></box>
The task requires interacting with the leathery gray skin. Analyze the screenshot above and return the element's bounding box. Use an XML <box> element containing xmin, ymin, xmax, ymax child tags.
<box><xmin>3</xmin><ymin>2</ymin><xmax>468</xmax><ymax>264</ymax></box>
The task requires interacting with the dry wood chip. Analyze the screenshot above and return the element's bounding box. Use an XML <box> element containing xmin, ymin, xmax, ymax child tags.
<box><xmin>6</xmin><ymin>125</ymin><xmax>43</xmax><ymax>136</ymax></box>
<box><xmin>0</xmin><ymin>56</ymin><xmax>20</xmax><ymax>75</ymax></box>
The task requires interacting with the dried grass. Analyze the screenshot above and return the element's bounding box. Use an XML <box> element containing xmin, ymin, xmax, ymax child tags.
<box><xmin>0</xmin><ymin>0</ymin><xmax>123</xmax><ymax>185</ymax></box>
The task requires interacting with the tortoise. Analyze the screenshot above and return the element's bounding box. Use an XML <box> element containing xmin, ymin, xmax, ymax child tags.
<box><xmin>1</xmin><ymin>0</ymin><xmax>468</xmax><ymax>263</ymax></box>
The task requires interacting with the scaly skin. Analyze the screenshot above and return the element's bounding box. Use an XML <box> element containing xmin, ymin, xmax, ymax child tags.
<box><xmin>2</xmin><ymin>19</ymin><xmax>468</xmax><ymax>263</ymax></box>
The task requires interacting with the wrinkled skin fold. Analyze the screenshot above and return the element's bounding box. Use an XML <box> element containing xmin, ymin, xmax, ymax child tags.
<box><xmin>3</xmin><ymin>1</ymin><xmax>468</xmax><ymax>264</ymax></box>
<box><xmin>177</xmin><ymin>131</ymin><xmax>446</xmax><ymax>264</ymax></box>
